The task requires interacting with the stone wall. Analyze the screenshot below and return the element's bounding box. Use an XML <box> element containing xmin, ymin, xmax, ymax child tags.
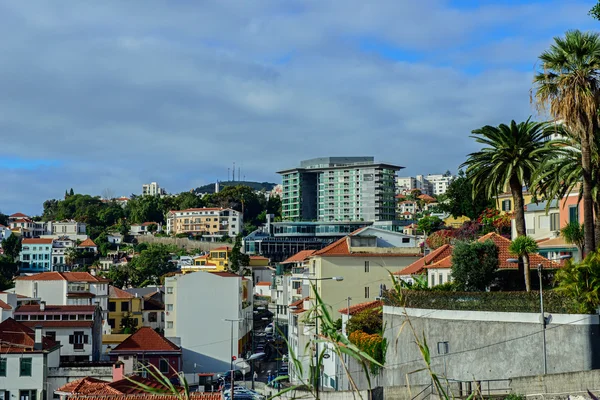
<box><xmin>136</xmin><ymin>235</ymin><xmax>226</xmax><ymax>252</ymax></box>
<box><xmin>383</xmin><ymin>306</ymin><xmax>600</xmax><ymax>388</ymax></box>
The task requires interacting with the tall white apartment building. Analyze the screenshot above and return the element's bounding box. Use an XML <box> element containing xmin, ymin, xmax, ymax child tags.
<box><xmin>396</xmin><ymin>173</ymin><xmax>455</xmax><ymax>196</ymax></box>
<box><xmin>142</xmin><ymin>182</ymin><xmax>167</xmax><ymax>196</ymax></box>
<box><xmin>426</xmin><ymin>174</ymin><xmax>455</xmax><ymax>196</ymax></box>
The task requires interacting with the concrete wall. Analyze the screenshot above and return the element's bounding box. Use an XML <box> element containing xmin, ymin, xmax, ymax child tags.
<box><xmin>47</xmin><ymin>364</ymin><xmax>113</xmax><ymax>398</ymax></box>
<box><xmin>383</xmin><ymin>306</ymin><xmax>600</xmax><ymax>387</ymax></box>
<box><xmin>0</xmin><ymin>353</ymin><xmax>47</xmax><ymax>400</ymax></box>
<box><xmin>510</xmin><ymin>370</ymin><xmax>600</xmax><ymax>398</ymax></box>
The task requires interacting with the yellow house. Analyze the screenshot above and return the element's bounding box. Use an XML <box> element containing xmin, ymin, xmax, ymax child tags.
<box><xmin>495</xmin><ymin>191</ymin><xmax>534</xmax><ymax>215</ymax></box>
<box><xmin>209</xmin><ymin>246</ymin><xmax>232</xmax><ymax>270</ymax></box>
<box><xmin>443</xmin><ymin>215</ymin><xmax>470</xmax><ymax>228</ymax></box>
<box><xmin>108</xmin><ymin>286</ymin><xmax>143</xmax><ymax>333</ymax></box>
<box><xmin>248</xmin><ymin>255</ymin><xmax>269</xmax><ymax>267</ymax></box>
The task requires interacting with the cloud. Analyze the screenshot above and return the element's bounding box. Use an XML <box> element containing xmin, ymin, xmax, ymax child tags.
<box><xmin>0</xmin><ymin>0</ymin><xmax>594</xmax><ymax>214</ymax></box>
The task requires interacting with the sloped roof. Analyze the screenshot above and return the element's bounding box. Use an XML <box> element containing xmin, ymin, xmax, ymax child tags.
<box><xmin>208</xmin><ymin>271</ymin><xmax>239</xmax><ymax>278</ymax></box>
<box><xmin>281</xmin><ymin>249</ymin><xmax>316</xmax><ymax>264</ymax></box>
<box><xmin>10</xmin><ymin>212</ymin><xmax>28</xmax><ymax>217</ymax></box>
<box><xmin>57</xmin><ymin>375</ymin><xmax>182</xmax><ymax>396</ymax></box>
<box><xmin>424</xmin><ymin>255</ymin><xmax>452</xmax><ymax>269</ymax></box>
<box><xmin>68</xmin><ymin>394</ymin><xmax>221</xmax><ymax>400</ymax></box>
<box><xmin>111</xmin><ymin>327</ymin><xmax>180</xmax><ymax>353</ymax></box>
<box><xmin>0</xmin><ymin>299</ymin><xmax>11</xmax><ymax>310</ymax></box>
<box><xmin>479</xmin><ymin>232</ymin><xmax>559</xmax><ymax>269</ymax></box>
<box><xmin>395</xmin><ymin>244</ymin><xmax>453</xmax><ymax>276</ymax></box>
<box><xmin>313</xmin><ymin>230</ymin><xmax>420</xmax><ymax>258</ymax></box>
<box><xmin>109</xmin><ymin>286</ymin><xmax>134</xmax><ymax>299</ymax></box>
<box><xmin>255</xmin><ymin>281</ymin><xmax>271</xmax><ymax>286</ymax></box>
<box><xmin>15</xmin><ymin>304</ymin><xmax>96</xmax><ymax>313</ymax></box>
<box><xmin>15</xmin><ymin>271</ymin><xmax>109</xmax><ymax>282</ymax></box>
<box><xmin>339</xmin><ymin>300</ymin><xmax>383</xmax><ymax>316</ymax></box>
<box><xmin>537</xmin><ymin>236</ymin><xmax>578</xmax><ymax>249</ymax></box>
<box><xmin>56</xmin><ymin>377</ymin><xmax>109</xmax><ymax>394</ymax></box>
<box><xmin>22</xmin><ymin>238</ymin><xmax>53</xmax><ymax>244</ymax></box>
<box><xmin>0</xmin><ymin>318</ymin><xmax>58</xmax><ymax>353</ymax></box>
<box><xmin>418</xmin><ymin>194</ymin><xmax>436</xmax><ymax>203</ymax></box>
<box><xmin>79</xmin><ymin>238</ymin><xmax>97</xmax><ymax>247</ymax></box>
<box><xmin>211</xmin><ymin>246</ymin><xmax>232</xmax><ymax>251</ymax></box>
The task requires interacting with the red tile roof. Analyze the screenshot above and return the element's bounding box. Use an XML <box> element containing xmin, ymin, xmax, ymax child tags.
<box><xmin>281</xmin><ymin>250</ymin><xmax>316</xmax><ymax>264</ymax></box>
<box><xmin>69</xmin><ymin>394</ymin><xmax>221</xmax><ymax>400</ymax></box>
<box><xmin>111</xmin><ymin>327</ymin><xmax>180</xmax><ymax>353</ymax></box>
<box><xmin>10</xmin><ymin>212</ymin><xmax>28</xmax><ymax>218</ymax></box>
<box><xmin>56</xmin><ymin>377</ymin><xmax>109</xmax><ymax>394</ymax></box>
<box><xmin>22</xmin><ymin>238</ymin><xmax>53</xmax><ymax>244</ymax></box>
<box><xmin>12</xmin><ymin>218</ymin><xmax>33</xmax><ymax>223</ymax></box>
<box><xmin>109</xmin><ymin>286</ymin><xmax>134</xmax><ymax>299</ymax></box>
<box><xmin>314</xmin><ymin>234</ymin><xmax>421</xmax><ymax>258</ymax></box>
<box><xmin>211</xmin><ymin>246</ymin><xmax>232</xmax><ymax>251</ymax></box>
<box><xmin>289</xmin><ymin>297</ymin><xmax>307</xmax><ymax>308</ymax></box>
<box><xmin>79</xmin><ymin>238</ymin><xmax>97</xmax><ymax>247</ymax></box>
<box><xmin>141</xmin><ymin>222</ymin><xmax>159</xmax><ymax>226</ymax></box>
<box><xmin>249</xmin><ymin>255</ymin><xmax>269</xmax><ymax>260</ymax></box>
<box><xmin>478</xmin><ymin>233</ymin><xmax>559</xmax><ymax>269</ymax></box>
<box><xmin>0</xmin><ymin>299</ymin><xmax>11</xmax><ymax>310</ymax></box>
<box><xmin>0</xmin><ymin>318</ymin><xmax>58</xmax><ymax>353</ymax></box>
<box><xmin>418</xmin><ymin>194</ymin><xmax>436</xmax><ymax>203</ymax></box>
<box><xmin>424</xmin><ymin>256</ymin><xmax>452</xmax><ymax>269</ymax></box>
<box><xmin>15</xmin><ymin>271</ymin><xmax>109</xmax><ymax>282</ymax></box>
<box><xmin>21</xmin><ymin>320</ymin><xmax>94</xmax><ymax>328</ymax></box>
<box><xmin>57</xmin><ymin>375</ymin><xmax>185</xmax><ymax>396</ymax></box>
<box><xmin>339</xmin><ymin>300</ymin><xmax>383</xmax><ymax>316</ymax></box>
<box><xmin>395</xmin><ymin>244</ymin><xmax>453</xmax><ymax>276</ymax></box>
<box><xmin>15</xmin><ymin>304</ymin><xmax>96</xmax><ymax>313</ymax></box>
<box><xmin>255</xmin><ymin>281</ymin><xmax>271</xmax><ymax>286</ymax></box>
<box><xmin>208</xmin><ymin>271</ymin><xmax>239</xmax><ymax>278</ymax></box>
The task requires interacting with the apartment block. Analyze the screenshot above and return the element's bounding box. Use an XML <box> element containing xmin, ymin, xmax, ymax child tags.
<box><xmin>142</xmin><ymin>182</ymin><xmax>166</xmax><ymax>196</ymax></box>
<box><xmin>166</xmin><ymin>207</ymin><xmax>242</xmax><ymax>239</ymax></box>
<box><xmin>278</xmin><ymin>157</ymin><xmax>401</xmax><ymax>222</ymax></box>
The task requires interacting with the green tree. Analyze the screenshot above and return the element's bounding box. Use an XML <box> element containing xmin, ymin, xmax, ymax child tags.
<box><xmin>440</xmin><ymin>170</ymin><xmax>492</xmax><ymax>220</ymax></box>
<box><xmin>346</xmin><ymin>308</ymin><xmax>383</xmax><ymax>335</ymax></box>
<box><xmin>561</xmin><ymin>222</ymin><xmax>585</xmax><ymax>257</ymax></box>
<box><xmin>534</xmin><ymin>30</ymin><xmax>600</xmax><ymax>255</ymax></box>
<box><xmin>65</xmin><ymin>247</ymin><xmax>83</xmax><ymax>267</ymax></box>
<box><xmin>509</xmin><ymin>235</ymin><xmax>539</xmax><ymax>292</ymax></box>
<box><xmin>126</xmin><ymin>195</ymin><xmax>165</xmax><ymax>224</ymax></box>
<box><xmin>0</xmin><ymin>255</ymin><xmax>17</xmax><ymax>290</ymax></box>
<box><xmin>555</xmin><ymin>252</ymin><xmax>600</xmax><ymax>313</ymax></box>
<box><xmin>590</xmin><ymin>1</ymin><xmax>600</xmax><ymax>20</ymax></box>
<box><xmin>417</xmin><ymin>216</ymin><xmax>444</xmax><ymax>235</ymax></box>
<box><xmin>69</xmin><ymin>188</ymin><xmax>75</xmax><ymax>196</ymax></box>
<box><xmin>129</xmin><ymin>244</ymin><xmax>175</xmax><ymax>286</ymax></box>
<box><xmin>0</xmin><ymin>212</ymin><xmax>8</xmax><ymax>226</ymax></box>
<box><xmin>106</xmin><ymin>265</ymin><xmax>132</xmax><ymax>288</ymax></box>
<box><xmin>462</xmin><ymin>119</ymin><xmax>562</xmax><ymax>241</ymax></box>
<box><xmin>1</xmin><ymin>235</ymin><xmax>21</xmax><ymax>262</ymax></box>
<box><xmin>229</xmin><ymin>235</ymin><xmax>250</xmax><ymax>273</ymax></box>
<box><xmin>120</xmin><ymin>314</ymin><xmax>139</xmax><ymax>334</ymax></box>
<box><xmin>451</xmin><ymin>240</ymin><xmax>499</xmax><ymax>291</ymax></box>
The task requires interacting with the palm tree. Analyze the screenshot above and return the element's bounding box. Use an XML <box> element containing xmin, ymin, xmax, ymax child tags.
<box><xmin>509</xmin><ymin>235</ymin><xmax>539</xmax><ymax>292</ymax></box>
<box><xmin>561</xmin><ymin>222</ymin><xmax>585</xmax><ymax>258</ymax></box>
<box><xmin>533</xmin><ymin>29</ymin><xmax>600</xmax><ymax>255</ymax></box>
<box><xmin>461</xmin><ymin>119</ymin><xmax>563</xmax><ymax>238</ymax></box>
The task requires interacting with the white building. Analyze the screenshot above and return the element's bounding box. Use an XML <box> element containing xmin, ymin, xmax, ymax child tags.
<box><xmin>164</xmin><ymin>271</ymin><xmax>253</xmax><ymax>374</ymax></box>
<box><xmin>130</xmin><ymin>222</ymin><xmax>162</xmax><ymax>236</ymax></box>
<box><xmin>0</xmin><ymin>224</ymin><xmax>11</xmax><ymax>241</ymax></box>
<box><xmin>425</xmin><ymin>173</ymin><xmax>455</xmax><ymax>196</ymax></box>
<box><xmin>9</xmin><ymin>216</ymin><xmax>87</xmax><ymax>240</ymax></box>
<box><xmin>14</xmin><ymin>272</ymin><xmax>110</xmax><ymax>319</ymax></box>
<box><xmin>0</xmin><ymin>318</ymin><xmax>61</xmax><ymax>400</ymax></box>
<box><xmin>14</xmin><ymin>303</ymin><xmax>103</xmax><ymax>363</ymax></box>
<box><xmin>142</xmin><ymin>182</ymin><xmax>166</xmax><ymax>196</ymax></box>
<box><xmin>510</xmin><ymin>200</ymin><xmax>560</xmax><ymax>241</ymax></box>
<box><xmin>396</xmin><ymin>175</ymin><xmax>433</xmax><ymax>196</ymax></box>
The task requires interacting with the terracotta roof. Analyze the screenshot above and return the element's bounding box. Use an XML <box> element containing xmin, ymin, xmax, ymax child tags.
<box><xmin>418</xmin><ymin>194</ymin><xmax>436</xmax><ymax>203</ymax></box>
<box><xmin>395</xmin><ymin>244</ymin><xmax>453</xmax><ymax>276</ymax></box>
<box><xmin>12</xmin><ymin>218</ymin><xmax>32</xmax><ymax>223</ymax></box>
<box><xmin>109</xmin><ymin>286</ymin><xmax>134</xmax><ymax>299</ymax></box>
<box><xmin>15</xmin><ymin>271</ymin><xmax>109</xmax><ymax>282</ymax></box>
<box><xmin>537</xmin><ymin>237</ymin><xmax>578</xmax><ymax>249</ymax></box>
<box><xmin>68</xmin><ymin>394</ymin><xmax>221</xmax><ymax>400</ymax></box>
<box><xmin>58</xmin><ymin>375</ymin><xmax>184</xmax><ymax>396</ymax></box>
<box><xmin>0</xmin><ymin>318</ymin><xmax>58</xmax><ymax>353</ymax></box>
<box><xmin>255</xmin><ymin>281</ymin><xmax>271</xmax><ymax>286</ymax></box>
<box><xmin>289</xmin><ymin>297</ymin><xmax>307</xmax><ymax>308</ymax></box>
<box><xmin>21</xmin><ymin>320</ymin><xmax>94</xmax><ymax>328</ymax></box>
<box><xmin>193</xmin><ymin>255</ymin><xmax>209</xmax><ymax>260</ymax></box>
<box><xmin>15</xmin><ymin>304</ymin><xmax>96</xmax><ymax>313</ymax></box>
<box><xmin>56</xmin><ymin>377</ymin><xmax>108</xmax><ymax>394</ymax></box>
<box><xmin>111</xmin><ymin>327</ymin><xmax>180</xmax><ymax>353</ymax></box>
<box><xmin>314</xmin><ymin>233</ymin><xmax>421</xmax><ymax>258</ymax></box>
<box><xmin>0</xmin><ymin>299</ymin><xmax>12</xmax><ymax>310</ymax></box>
<box><xmin>281</xmin><ymin>249</ymin><xmax>316</xmax><ymax>264</ymax></box>
<box><xmin>170</xmin><ymin>207</ymin><xmax>226</xmax><ymax>213</ymax></box>
<box><xmin>141</xmin><ymin>222</ymin><xmax>159</xmax><ymax>226</ymax></box>
<box><xmin>10</xmin><ymin>212</ymin><xmax>28</xmax><ymax>218</ymax></box>
<box><xmin>66</xmin><ymin>292</ymin><xmax>95</xmax><ymax>298</ymax></box>
<box><xmin>79</xmin><ymin>238</ymin><xmax>97</xmax><ymax>247</ymax></box>
<box><xmin>250</xmin><ymin>255</ymin><xmax>269</xmax><ymax>260</ymax></box>
<box><xmin>208</xmin><ymin>271</ymin><xmax>239</xmax><ymax>278</ymax></box>
<box><xmin>424</xmin><ymin>255</ymin><xmax>452</xmax><ymax>269</ymax></box>
<box><xmin>478</xmin><ymin>233</ymin><xmax>559</xmax><ymax>269</ymax></box>
<box><xmin>339</xmin><ymin>300</ymin><xmax>383</xmax><ymax>316</ymax></box>
<box><xmin>211</xmin><ymin>246</ymin><xmax>232</xmax><ymax>251</ymax></box>
<box><xmin>22</xmin><ymin>238</ymin><xmax>53</xmax><ymax>244</ymax></box>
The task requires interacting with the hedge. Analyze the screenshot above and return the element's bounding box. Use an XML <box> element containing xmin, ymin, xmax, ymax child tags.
<box><xmin>382</xmin><ymin>289</ymin><xmax>583</xmax><ymax>314</ymax></box>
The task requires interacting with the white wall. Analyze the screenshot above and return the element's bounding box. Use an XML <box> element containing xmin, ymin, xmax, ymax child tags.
<box><xmin>428</xmin><ymin>268</ymin><xmax>452</xmax><ymax>287</ymax></box>
<box><xmin>15</xmin><ymin>280</ymin><xmax>65</xmax><ymax>303</ymax></box>
<box><xmin>51</xmin><ymin>327</ymin><xmax>94</xmax><ymax>359</ymax></box>
<box><xmin>0</xmin><ymin>352</ymin><xmax>50</xmax><ymax>400</ymax></box>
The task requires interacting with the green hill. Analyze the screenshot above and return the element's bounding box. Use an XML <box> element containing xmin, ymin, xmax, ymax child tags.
<box><xmin>194</xmin><ymin>181</ymin><xmax>277</xmax><ymax>194</ymax></box>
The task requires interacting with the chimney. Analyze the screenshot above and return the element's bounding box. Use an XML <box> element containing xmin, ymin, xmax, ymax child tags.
<box><xmin>34</xmin><ymin>326</ymin><xmax>43</xmax><ymax>350</ymax></box>
<box><xmin>40</xmin><ymin>301</ymin><xmax>46</xmax><ymax>312</ymax></box>
<box><xmin>112</xmin><ymin>361</ymin><xmax>124</xmax><ymax>382</ymax></box>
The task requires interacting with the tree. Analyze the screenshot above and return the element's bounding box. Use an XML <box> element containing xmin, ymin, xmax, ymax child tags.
<box><xmin>229</xmin><ymin>235</ymin><xmax>250</xmax><ymax>273</ymax></box>
<box><xmin>65</xmin><ymin>247</ymin><xmax>82</xmax><ymax>267</ymax></box>
<box><xmin>69</xmin><ymin>188</ymin><xmax>75</xmax><ymax>196</ymax></box>
<box><xmin>451</xmin><ymin>240</ymin><xmax>499</xmax><ymax>291</ymax></box>
<box><xmin>561</xmin><ymin>222</ymin><xmax>585</xmax><ymax>257</ymax></box>
<box><xmin>509</xmin><ymin>235</ymin><xmax>539</xmax><ymax>292</ymax></box>
<box><xmin>0</xmin><ymin>255</ymin><xmax>17</xmax><ymax>290</ymax></box>
<box><xmin>1</xmin><ymin>235</ymin><xmax>21</xmax><ymax>262</ymax></box>
<box><xmin>590</xmin><ymin>1</ymin><xmax>600</xmax><ymax>20</ymax></box>
<box><xmin>346</xmin><ymin>308</ymin><xmax>383</xmax><ymax>335</ymax></box>
<box><xmin>106</xmin><ymin>265</ymin><xmax>132</xmax><ymax>289</ymax></box>
<box><xmin>129</xmin><ymin>244</ymin><xmax>175</xmax><ymax>286</ymax></box>
<box><xmin>0</xmin><ymin>212</ymin><xmax>7</xmax><ymax>226</ymax></box>
<box><xmin>534</xmin><ymin>30</ymin><xmax>600</xmax><ymax>255</ymax></box>
<box><xmin>120</xmin><ymin>314</ymin><xmax>139</xmax><ymax>334</ymax></box>
<box><xmin>555</xmin><ymin>252</ymin><xmax>600</xmax><ymax>313</ymax></box>
<box><xmin>440</xmin><ymin>170</ymin><xmax>492</xmax><ymax>220</ymax></box>
<box><xmin>417</xmin><ymin>216</ymin><xmax>444</xmax><ymax>235</ymax></box>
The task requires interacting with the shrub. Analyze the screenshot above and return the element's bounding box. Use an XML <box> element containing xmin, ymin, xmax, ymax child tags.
<box><xmin>346</xmin><ymin>308</ymin><xmax>383</xmax><ymax>335</ymax></box>
<box><xmin>451</xmin><ymin>240</ymin><xmax>499</xmax><ymax>291</ymax></box>
<box><xmin>348</xmin><ymin>330</ymin><xmax>387</xmax><ymax>374</ymax></box>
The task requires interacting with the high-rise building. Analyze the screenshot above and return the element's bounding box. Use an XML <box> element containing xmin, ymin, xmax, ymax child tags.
<box><xmin>278</xmin><ymin>157</ymin><xmax>402</xmax><ymax>222</ymax></box>
<box><xmin>425</xmin><ymin>174</ymin><xmax>455</xmax><ymax>196</ymax></box>
<box><xmin>142</xmin><ymin>182</ymin><xmax>166</xmax><ymax>196</ymax></box>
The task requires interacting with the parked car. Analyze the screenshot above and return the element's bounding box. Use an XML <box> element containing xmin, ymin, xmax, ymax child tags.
<box><xmin>264</xmin><ymin>322</ymin><xmax>274</xmax><ymax>333</ymax></box>
<box><xmin>217</xmin><ymin>369</ymin><xmax>245</xmax><ymax>384</ymax></box>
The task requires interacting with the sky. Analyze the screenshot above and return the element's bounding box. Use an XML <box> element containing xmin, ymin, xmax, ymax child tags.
<box><xmin>0</xmin><ymin>0</ymin><xmax>598</xmax><ymax>215</ymax></box>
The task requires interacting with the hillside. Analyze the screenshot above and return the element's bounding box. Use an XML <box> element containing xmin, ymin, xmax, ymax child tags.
<box><xmin>194</xmin><ymin>181</ymin><xmax>277</xmax><ymax>194</ymax></box>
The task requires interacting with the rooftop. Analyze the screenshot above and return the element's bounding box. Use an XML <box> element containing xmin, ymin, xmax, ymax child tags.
<box><xmin>281</xmin><ymin>249</ymin><xmax>316</xmax><ymax>264</ymax></box>
<box><xmin>0</xmin><ymin>318</ymin><xmax>59</xmax><ymax>353</ymax></box>
<box><xmin>339</xmin><ymin>300</ymin><xmax>383</xmax><ymax>316</ymax></box>
<box><xmin>109</xmin><ymin>286</ymin><xmax>135</xmax><ymax>299</ymax></box>
<box><xmin>15</xmin><ymin>271</ymin><xmax>110</xmax><ymax>282</ymax></box>
<box><xmin>79</xmin><ymin>238</ymin><xmax>97</xmax><ymax>247</ymax></box>
<box><xmin>111</xmin><ymin>327</ymin><xmax>180</xmax><ymax>353</ymax></box>
<box><xmin>22</xmin><ymin>238</ymin><xmax>53</xmax><ymax>245</ymax></box>
<box><xmin>15</xmin><ymin>304</ymin><xmax>96</xmax><ymax>313</ymax></box>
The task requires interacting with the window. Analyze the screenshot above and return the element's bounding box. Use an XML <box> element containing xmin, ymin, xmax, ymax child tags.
<box><xmin>160</xmin><ymin>359</ymin><xmax>170</xmax><ymax>374</ymax></box>
<box><xmin>45</xmin><ymin>331</ymin><xmax>56</xmax><ymax>341</ymax></box>
<box><xmin>121</xmin><ymin>302</ymin><xmax>129</xmax><ymax>312</ymax></box>
<box><xmin>149</xmin><ymin>312</ymin><xmax>157</xmax><ymax>322</ymax></box>
<box><xmin>402</xmin><ymin>238</ymin><xmax>410</xmax><ymax>244</ymax></box>
<box><xmin>166</xmin><ymin>304</ymin><xmax>173</xmax><ymax>311</ymax></box>
<box><xmin>167</xmin><ymin>321</ymin><xmax>174</xmax><ymax>329</ymax></box>
<box><xmin>69</xmin><ymin>331</ymin><xmax>88</xmax><ymax>350</ymax></box>
<box><xmin>364</xmin><ymin>287</ymin><xmax>370</xmax><ymax>299</ymax></box>
<box><xmin>19</xmin><ymin>390</ymin><xmax>36</xmax><ymax>400</ymax></box>
<box><xmin>439</xmin><ymin>273</ymin><xmax>444</xmax><ymax>285</ymax></box>
<box><xmin>108</xmin><ymin>319</ymin><xmax>115</xmax><ymax>328</ymax></box>
<box><xmin>167</xmin><ymin>287</ymin><xmax>174</xmax><ymax>294</ymax></box>
<box><xmin>364</xmin><ymin>261</ymin><xmax>370</xmax><ymax>273</ymax></box>
<box><xmin>569</xmin><ymin>206</ymin><xmax>579</xmax><ymax>224</ymax></box>
<box><xmin>501</xmin><ymin>200</ymin><xmax>511</xmax><ymax>211</ymax></box>
<box><xmin>550</xmin><ymin>213</ymin><xmax>560</xmax><ymax>231</ymax></box>
<box><xmin>0</xmin><ymin>358</ymin><xmax>6</xmax><ymax>376</ymax></box>
<box><xmin>20</xmin><ymin>358</ymin><xmax>32</xmax><ymax>376</ymax></box>
<box><xmin>431</xmin><ymin>274</ymin><xmax>436</xmax><ymax>286</ymax></box>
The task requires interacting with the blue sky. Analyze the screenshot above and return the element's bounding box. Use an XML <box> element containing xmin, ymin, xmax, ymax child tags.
<box><xmin>0</xmin><ymin>0</ymin><xmax>597</xmax><ymax>214</ymax></box>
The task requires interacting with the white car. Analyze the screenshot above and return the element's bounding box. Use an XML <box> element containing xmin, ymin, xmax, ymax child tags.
<box><xmin>264</xmin><ymin>322</ymin><xmax>274</xmax><ymax>333</ymax></box>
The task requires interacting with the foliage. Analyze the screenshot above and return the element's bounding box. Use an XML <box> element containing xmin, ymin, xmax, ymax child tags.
<box><xmin>477</xmin><ymin>208</ymin><xmax>512</xmax><ymax>233</ymax></box>
<box><xmin>0</xmin><ymin>255</ymin><xmax>17</xmax><ymax>291</ymax></box>
<box><xmin>126</xmin><ymin>195</ymin><xmax>165</xmax><ymax>225</ymax></box>
<box><xmin>451</xmin><ymin>240</ymin><xmax>499</xmax><ymax>291</ymax></box>
<box><xmin>228</xmin><ymin>235</ymin><xmax>249</xmax><ymax>273</ymax></box>
<box><xmin>426</xmin><ymin>229</ymin><xmax>455</xmax><ymax>249</ymax></box>
<box><xmin>1</xmin><ymin>235</ymin><xmax>21</xmax><ymax>261</ymax></box>
<box><xmin>0</xmin><ymin>212</ymin><xmax>7</xmax><ymax>226</ymax></box>
<box><xmin>383</xmin><ymin>289</ymin><xmax>581</xmax><ymax>314</ymax></box>
<box><xmin>345</xmin><ymin>308</ymin><xmax>383</xmax><ymax>335</ymax></box>
<box><xmin>509</xmin><ymin>235</ymin><xmax>538</xmax><ymax>292</ymax></box>
<box><xmin>105</xmin><ymin>265</ymin><xmax>132</xmax><ymax>288</ymax></box>
<box><xmin>555</xmin><ymin>252</ymin><xmax>600</xmax><ymax>314</ymax></box>
<box><xmin>454</xmin><ymin>220</ymin><xmax>481</xmax><ymax>241</ymax></box>
<box><xmin>591</xmin><ymin>1</ymin><xmax>600</xmax><ymax>20</ymax></box>
<box><xmin>128</xmin><ymin>244</ymin><xmax>177</xmax><ymax>286</ymax></box>
<box><xmin>561</xmin><ymin>222</ymin><xmax>585</xmax><ymax>256</ymax></box>
<box><xmin>439</xmin><ymin>170</ymin><xmax>492</xmax><ymax>220</ymax></box>
<box><xmin>398</xmin><ymin>275</ymin><xmax>429</xmax><ymax>290</ymax></box>
<box><xmin>417</xmin><ymin>216</ymin><xmax>444</xmax><ymax>235</ymax></box>
<box><xmin>348</xmin><ymin>330</ymin><xmax>387</xmax><ymax>374</ymax></box>
<box><xmin>120</xmin><ymin>313</ymin><xmax>139</xmax><ymax>334</ymax></box>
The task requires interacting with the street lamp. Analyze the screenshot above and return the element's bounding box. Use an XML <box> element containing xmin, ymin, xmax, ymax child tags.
<box><xmin>224</xmin><ymin>318</ymin><xmax>243</xmax><ymax>373</ymax></box>
<box><xmin>507</xmin><ymin>254</ymin><xmax>571</xmax><ymax>374</ymax></box>
<box><xmin>292</xmin><ymin>275</ymin><xmax>343</xmax><ymax>398</ymax></box>
<box><xmin>227</xmin><ymin>354</ymin><xmax>265</xmax><ymax>400</ymax></box>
